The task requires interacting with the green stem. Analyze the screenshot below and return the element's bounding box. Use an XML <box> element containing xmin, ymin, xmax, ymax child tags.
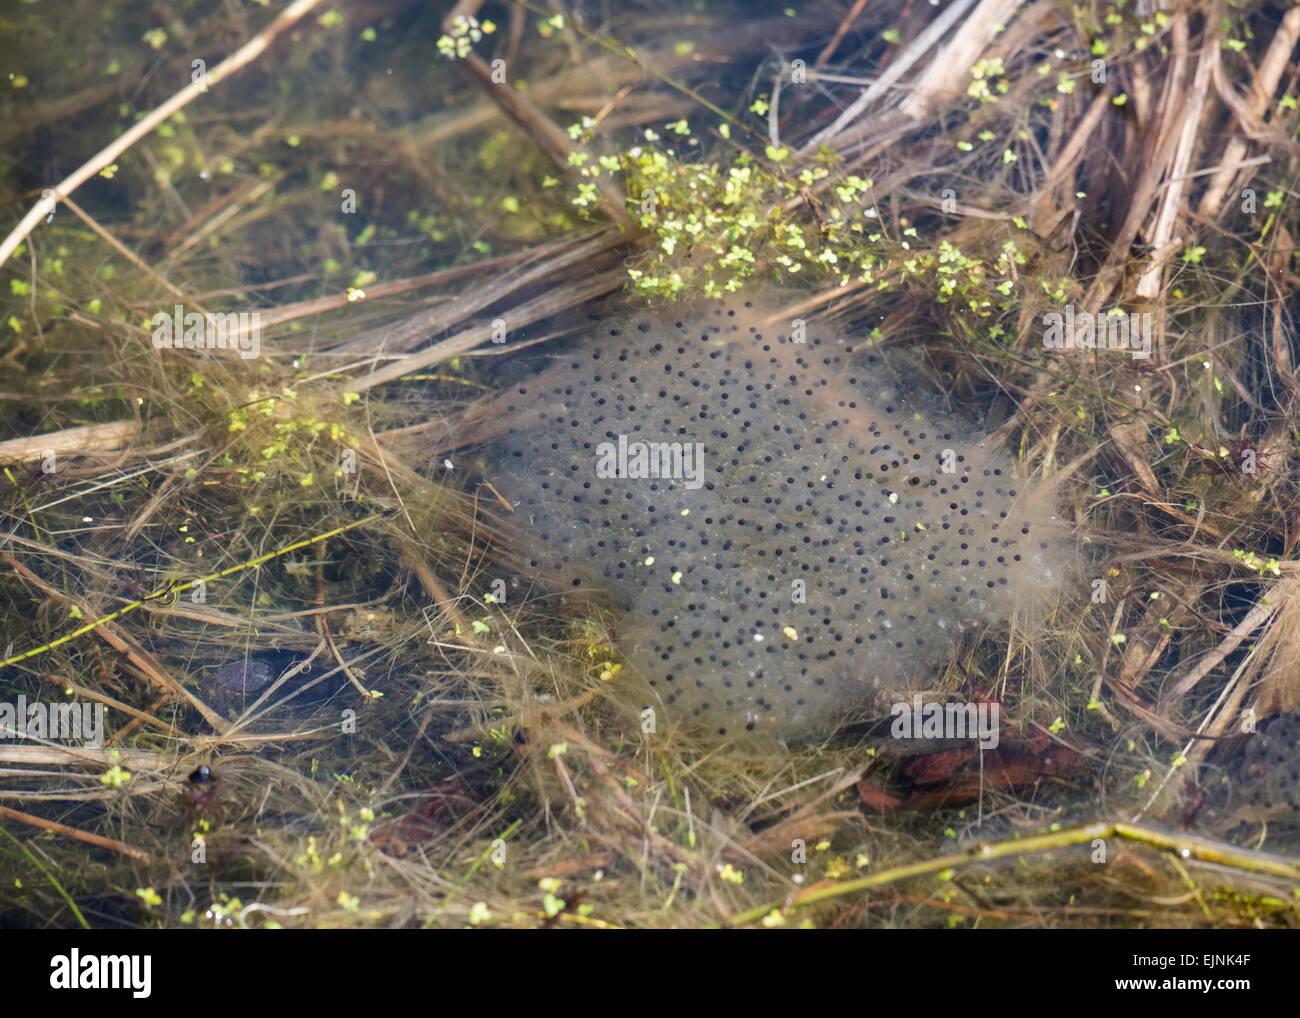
<box><xmin>0</xmin><ymin>822</ymin><xmax>90</xmax><ymax>929</ymax></box>
<box><xmin>725</xmin><ymin>820</ymin><xmax>1300</xmax><ymax>927</ymax></box>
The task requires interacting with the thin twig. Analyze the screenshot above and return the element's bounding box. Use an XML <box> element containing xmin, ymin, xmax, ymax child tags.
<box><xmin>0</xmin><ymin>801</ymin><xmax>151</xmax><ymax>861</ymax></box>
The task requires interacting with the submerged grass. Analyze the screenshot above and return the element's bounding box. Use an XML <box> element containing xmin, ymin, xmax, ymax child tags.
<box><xmin>1</xmin><ymin>0</ymin><xmax>1300</xmax><ymax>928</ymax></box>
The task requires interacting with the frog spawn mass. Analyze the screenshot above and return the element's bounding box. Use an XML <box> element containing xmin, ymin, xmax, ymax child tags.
<box><xmin>488</xmin><ymin>302</ymin><xmax>1067</xmax><ymax>739</ymax></box>
<box><xmin>1202</xmin><ymin>711</ymin><xmax>1300</xmax><ymax>847</ymax></box>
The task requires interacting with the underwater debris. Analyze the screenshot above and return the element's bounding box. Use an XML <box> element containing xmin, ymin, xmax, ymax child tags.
<box><xmin>487</xmin><ymin>300</ymin><xmax>1070</xmax><ymax>739</ymax></box>
<box><xmin>204</xmin><ymin>651</ymin><xmax>341</xmax><ymax>712</ymax></box>
<box><xmin>1200</xmin><ymin>712</ymin><xmax>1300</xmax><ymax>850</ymax></box>
<box><xmin>858</xmin><ymin>729</ymin><xmax>1095</xmax><ymax>812</ymax></box>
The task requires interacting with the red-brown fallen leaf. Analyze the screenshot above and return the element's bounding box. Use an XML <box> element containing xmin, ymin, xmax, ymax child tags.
<box><xmin>856</xmin><ymin>781</ymin><xmax>902</xmax><ymax>814</ymax></box>
<box><xmin>904</xmin><ymin>747</ymin><xmax>975</xmax><ymax>783</ymax></box>
<box><xmin>858</xmin><ymin>739</ymin><xmax>1094</xmax><ymax>812</ymax></box>
<box><xmin>371</xmin><ymin>779</ymin><xmax>477</xmax><ymax>855</ymax></box>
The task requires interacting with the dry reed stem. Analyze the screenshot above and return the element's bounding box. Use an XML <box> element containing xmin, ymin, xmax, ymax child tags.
<box><xmin>1134</xmin><ymin>26</ymin><xmax>1218</xmax><ymax>298</ymax></box>
<box><xmin>350</xmin><ymin>266</ymin><xmax>628</xmax><ymax>391</ymax></box>
<box><xmin>1199</xmin><ymin>5</ymin><xmax>1300</xmax><ymax>217</ymax></box>
<box><xmin>898</xmin><ymin>0</ymin><xmax>1022</xmax><ymax>121</ymax></box>
<box><xmin>333</xmin><ymin>229</ymin><xmax>625</xmax><ymax>357</ymax></box>
<box><xmin>0</xmin><ymin>746</ymin><xmax>175</xmax><ymax>770</ymax></box>
<box><xmin>0</xmin><ymin>421</ymin><xmax>136</xmax><ymax>466</ymax></box>
<box><xmin>803</xmin><ymin>0</ymin><xmax>978</xmax><ymax>153</ymax></box>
